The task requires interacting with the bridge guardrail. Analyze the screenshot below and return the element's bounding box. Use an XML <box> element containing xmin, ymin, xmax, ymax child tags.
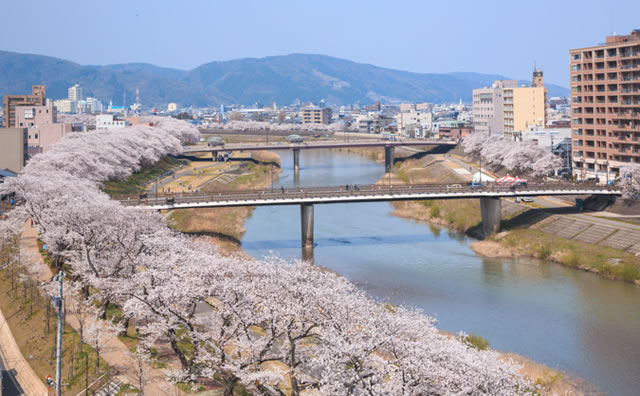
<box><xmin>117</xmin><ymin>182</ymin><xmax>621</xmax><ymax>208</ymax></box>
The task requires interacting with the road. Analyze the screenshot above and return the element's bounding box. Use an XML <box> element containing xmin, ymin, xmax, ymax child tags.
<box><xmin>118</xmin><ymin>182</ymin><xmax>620</xmax><ymax>211</ymax></box>
<box><xmin>183</xmin><ymin>139</ymin><xmax>456</xmax><ymax>153</ymax></box>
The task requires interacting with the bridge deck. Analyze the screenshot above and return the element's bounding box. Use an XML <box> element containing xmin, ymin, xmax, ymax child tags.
<box><xmin>183</xmin><ymin>139</ymin><xmax>456</xmax><ymax>153</ymax></box>
<box><xmin>118</xmin><ymin>183</ymin><xmax>621</xmax><ymax>211</ymax></box>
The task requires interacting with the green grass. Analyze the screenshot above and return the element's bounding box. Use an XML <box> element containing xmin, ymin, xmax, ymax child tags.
<box><xmin>500</xmin><ymin>228</ymin><xmax>640</xmax><ymax>282</ymax></box>
<box><xmin>103</xmin><ymin>156</ymin><xmax>182</xmax><ymax>196</ymax></box>
<box><xmin>464</xmin><ymin>334</ymin><xmax>490</xmax><ymax>350</ymax></box>
<box><xmin>116</xmin><ymin>384</ymin><xmax>140</xmax><ymax>395</ymax></box>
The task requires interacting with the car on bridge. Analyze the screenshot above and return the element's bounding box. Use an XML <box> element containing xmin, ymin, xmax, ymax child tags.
<box><xmin>286</xmin><ymin>134</ymin><xmax>304</xmax><ymax>143</ymax></box>
<box><xmin>207</xmin><ymin>137</ymin><xmax>224</xmax><ymax>147</ymax></box>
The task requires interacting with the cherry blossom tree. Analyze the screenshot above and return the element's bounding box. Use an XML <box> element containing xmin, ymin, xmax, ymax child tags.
<box><xmin>621</xmin><ymin>164</ymin><xmax>640</xmax><ymax>200</ymax></box>
<box><xmin>83</xmin><ymin>315</ymin><xmax>123</xmax><ymax>374</ymax></box>
<box><xmin>5</xmin><ymin>116</ymin><xmax>537</xmax><ymax>395</ymax></box>
<box><xmin>463</xmin><ymin>132</ymin><xmax>562</xmax><ymax>178</ymax></box>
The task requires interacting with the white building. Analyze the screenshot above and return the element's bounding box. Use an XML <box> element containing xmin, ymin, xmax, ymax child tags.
<box><xmin>168</xmin><ymin>102</ymin><xmax>178</xmax><ymax>112</ymax></box>
<box><xmin>68</xmin><ymin>84</ymin><xmax>83</xmax><ymax>101</ymax></box>
<box><xmin>96</xmin><ymin>114</ymin><xmax>129</xmax><ymax>129</ymax></box>
<box><xmin>53</xmin><ymin>99</ymin><xmax>77</xmax><ymax>114</ymax></box>
<box><xmin>396</xmin><ymin>109</ymin><xmax>433</xmax><ymax>137</ymax></box>
<box><xmin>472</xmin><ymin>80</ymin><xmax>517</xmax><ymax>135</ymax></box>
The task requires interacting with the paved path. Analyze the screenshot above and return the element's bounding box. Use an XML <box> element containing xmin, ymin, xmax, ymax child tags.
<box><xmin>20</xmin><ymin>221</ymin><xmax>183</xmax><ymax>395</ymax></box>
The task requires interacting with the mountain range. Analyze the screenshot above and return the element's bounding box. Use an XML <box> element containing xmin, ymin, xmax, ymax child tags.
<box><xmin>0</xmin><ymin>50</ymin><xmax>568</xmax><ymax>107</ymax></box>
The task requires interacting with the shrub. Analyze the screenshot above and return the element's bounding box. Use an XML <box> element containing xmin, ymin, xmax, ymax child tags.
<box><xmin>430</xmin><ymin>205</ymin><xmax>441</xmax><ymax>218</ymax></box>
<box><xmin>464</xmin><ymin>334</ymin><xmax>490</xmax><ymax>351</ymax></box>
<box><xmin>536</xmin><ymin>244</ymin><xmax>552</xmax><ymax>259</ymax></box>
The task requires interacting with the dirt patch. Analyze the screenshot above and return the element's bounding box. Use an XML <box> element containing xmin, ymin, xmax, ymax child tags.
<box><xmin>469</xmin><ymin>240</ymin><xmax>515</xmax><ymax>258</ymax></box>
<box><xmin>505</xmin><ymin>353</ymin><xmax>597</xmax><ymax>395</ymax></box>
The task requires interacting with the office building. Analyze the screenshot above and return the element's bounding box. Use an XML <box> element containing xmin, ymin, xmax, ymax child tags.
<box><xmin>2</xmin><ymin>85</ymin><xmax>46</xmax><ymax>127</ymax></box>
<box><xmin>570</xmin><ymin>30</ymin><xmax>640</xmax><ymax>182</ymax></box>
<box><xmin>301</xmin><ymin>106</ymin><xmax>332</xmax><ymax>125</ymax></box>
<box><xmin>472</xmin><ymin>80</ymin><xmax>517</xmax><ymax>135</ymax></box>
<box><xmin>473</xmin><ymin>71</ymin><xmax>546</xmax><ymax>136</ymax></box>
<box><xmin>68</xmin><ymin>84</ymin><xmax>83</xmax><ymax>101</ymax></box>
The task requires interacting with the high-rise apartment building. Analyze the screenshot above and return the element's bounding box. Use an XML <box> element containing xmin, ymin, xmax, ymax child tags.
<box><xmin>570</xmin><ymin>30</ymin><xmax>640</xmax><ymax>182</ymax></box>
<box><xmin>2</xmin><ymin>85</ymin><xmax>46</xmax><ymax>127</ymax></box>
<box><xmin>68</xmin><ymin>84</ymin><xmax>83</xmax><ymax>101</ymax></box>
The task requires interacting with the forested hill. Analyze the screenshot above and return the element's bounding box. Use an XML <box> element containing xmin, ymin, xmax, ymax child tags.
<box><xmin>0</xmin><ymin>51</ymin><xmax>568</xmax><ymax>107</ymax></box>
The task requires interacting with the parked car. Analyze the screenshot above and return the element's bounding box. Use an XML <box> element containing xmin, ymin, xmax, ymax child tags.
<box><xmin>470</xmin><ymin>182</ymin><xmax>484</xmax><ymax>189</ymax></box>
<box><xmin>521</xmin><ymin>196</ymin><xmax>534</xmax><ymax>202</ymax></box>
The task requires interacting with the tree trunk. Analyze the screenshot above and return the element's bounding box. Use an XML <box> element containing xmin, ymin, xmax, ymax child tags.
<box><xmin>118</xmin><ymin>317</ymin><xmax>129</xmax><ymax>337</ymax></box>
<box><xmin>168</xmin><ymin>328</ymin><xmax>190</xmax><ymax>371</ymax></box>
<box><xmin>100</xmin><ymin>299</ymin><xmax>110</xmax><ymax>320</ymax></box>
<box><xmin>223</xmin><ymin>376</ymin><xmax>238</xmax><ymax>396</ymax></box>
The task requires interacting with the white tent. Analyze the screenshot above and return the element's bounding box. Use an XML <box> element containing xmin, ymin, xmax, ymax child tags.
<box><xmin>472</xmin><ymin>172</ymin><xmax>495</xmax><ymax>183</ymax></box>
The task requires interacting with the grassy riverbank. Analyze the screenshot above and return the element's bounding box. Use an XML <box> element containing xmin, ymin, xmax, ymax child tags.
<box><xmin>103</xmin><ymin>156</ymin><xmax>183</xmax><ymax>196</ymax></box>
<box><xmin>384</xmin><ymin>154</ymin><xmax>640</xmax><ymax>284</ymax></box>
<box><xmin>471</xmin><ymin>229</ymin><xmax>640</xmax><ymax>284</ymax></box>
<box><xmin>168</xmin><ymin>160</ymin><xmax>280</xmax><ymax>253</ymax></box>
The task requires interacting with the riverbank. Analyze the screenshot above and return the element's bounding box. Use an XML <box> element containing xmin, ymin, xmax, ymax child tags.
<box><xmin>384</xmin><ymin>153</ymin><xmax>640</xmax><ymax>284</ymax></box>
<box><xmin>167</xmin><ymin>151</ymin><xmax>281</xmax><ymax>254</ymax></box>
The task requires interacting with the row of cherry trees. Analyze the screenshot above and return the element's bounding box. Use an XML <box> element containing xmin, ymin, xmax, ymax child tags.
<box><xmin>463</xmin><ymin>132</ymin><xmax>563</xmax><ymax>178</ymax></box>
<box><xmin>217</xmin><ymin>120</ymin><xmax>351</xmax><ymax>132</ymax></box>
<box><xmin>1</xmin><ymin>117</ymin><xmax>534</xmax><ymax>395</ymax></box>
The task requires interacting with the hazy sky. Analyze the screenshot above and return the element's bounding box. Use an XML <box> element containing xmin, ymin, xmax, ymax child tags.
<box><xmin>3</xmin><ymin>0</ymin><xmax>639</xmax><ymax>86</ymax></box>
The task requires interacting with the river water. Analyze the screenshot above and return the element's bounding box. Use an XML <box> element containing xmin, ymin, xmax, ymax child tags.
<box><xmin>241</xmin><ymin>149</ymin><xmax>640</xmax><ymax>396</ymax></box>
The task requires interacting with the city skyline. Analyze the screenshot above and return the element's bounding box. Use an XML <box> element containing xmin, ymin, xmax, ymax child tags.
<box><xmin>2</xmin><ymin>0</ymin><xmax>639</xmax><ymax>86</ymax></box>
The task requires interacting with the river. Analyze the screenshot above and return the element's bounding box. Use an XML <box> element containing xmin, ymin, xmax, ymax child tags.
<box><xmin>241</xmin><ymin>149</ymin><xmax>640</xmax><ymax>396</ymax></box>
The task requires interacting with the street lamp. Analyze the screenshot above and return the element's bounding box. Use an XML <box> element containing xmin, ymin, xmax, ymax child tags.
<box><xmin>53</xmin><ymin>271</ymin><xmax>66</xmax><ymax>396</ymax></box>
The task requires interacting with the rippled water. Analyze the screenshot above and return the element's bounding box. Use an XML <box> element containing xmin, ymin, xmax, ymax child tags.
<box><xmin>241</xmin><ymin>149</ymin><xmax>640</xmax><ymax>395</ymax></box>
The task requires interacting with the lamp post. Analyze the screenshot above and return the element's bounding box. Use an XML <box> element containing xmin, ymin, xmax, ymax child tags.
<box><xmin>53</xmin><ymin>271</ymin><xmax>66</xmax><ymax>396</ymax></box>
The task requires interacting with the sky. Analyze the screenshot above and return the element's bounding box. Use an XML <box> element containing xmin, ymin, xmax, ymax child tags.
<box><xmin>2</xmin><ymin>0</ymin><xmax>640</xmax><ymax>87</ymax></box>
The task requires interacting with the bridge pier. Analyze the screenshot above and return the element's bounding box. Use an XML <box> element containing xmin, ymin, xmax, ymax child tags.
<box><xmin>212</xmin><ymin>151</ymin><xmax>217</xmax><ymax>161</ymax></box>
<box><xmin>300</xmin><ymin>203</ymin><xmax>314</xmax><ymax>248</ymax></box>
<box><xmin>384</xmin><ymin>146</ymin><xmax>395</xmax><ymax>172</ymax></box>
<box><xmin>480</xmin><ymin>197</ymin><xmax>501</xmax><ymax>237</ymax></box>
<box><xmin>293</xmin><ymin>148</ymin><xmax>300</xmax><ymax>174</ymax></box>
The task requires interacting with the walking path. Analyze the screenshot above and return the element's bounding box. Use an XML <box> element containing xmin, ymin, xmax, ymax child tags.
<box><xmin>19</xmin><ymin>221</ymin><xmax>183</xmax><ymax>395</ymax></box>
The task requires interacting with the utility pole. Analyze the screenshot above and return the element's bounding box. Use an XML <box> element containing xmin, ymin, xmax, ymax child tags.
<box><xmin>53</xmin><ymin>271</ymin><xmax>66</xmax><ymax>396</ymax></box>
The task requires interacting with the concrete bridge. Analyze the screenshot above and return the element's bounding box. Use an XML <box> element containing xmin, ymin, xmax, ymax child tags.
<box><xmin>183</xmin><ymin>139</ymin><xmax>457</xmax><ymax>172</ymax></box>
<box><xmin>119</xmin><ymin>183</ymin><xmax>621</xmax><ymax>248</ymax></box>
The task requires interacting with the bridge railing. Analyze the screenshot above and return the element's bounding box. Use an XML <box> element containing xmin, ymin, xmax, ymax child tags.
<box><xmin>117</xmin><ymin>181</ymin><xmax>621</xmax><ymax>207</ymax></box>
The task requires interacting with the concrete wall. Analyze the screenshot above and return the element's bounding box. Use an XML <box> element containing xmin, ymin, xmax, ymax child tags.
<box><xmin>0</xmin><ymin>128</ymin><xmax>27</xmax><ymax>173</ymax></box>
